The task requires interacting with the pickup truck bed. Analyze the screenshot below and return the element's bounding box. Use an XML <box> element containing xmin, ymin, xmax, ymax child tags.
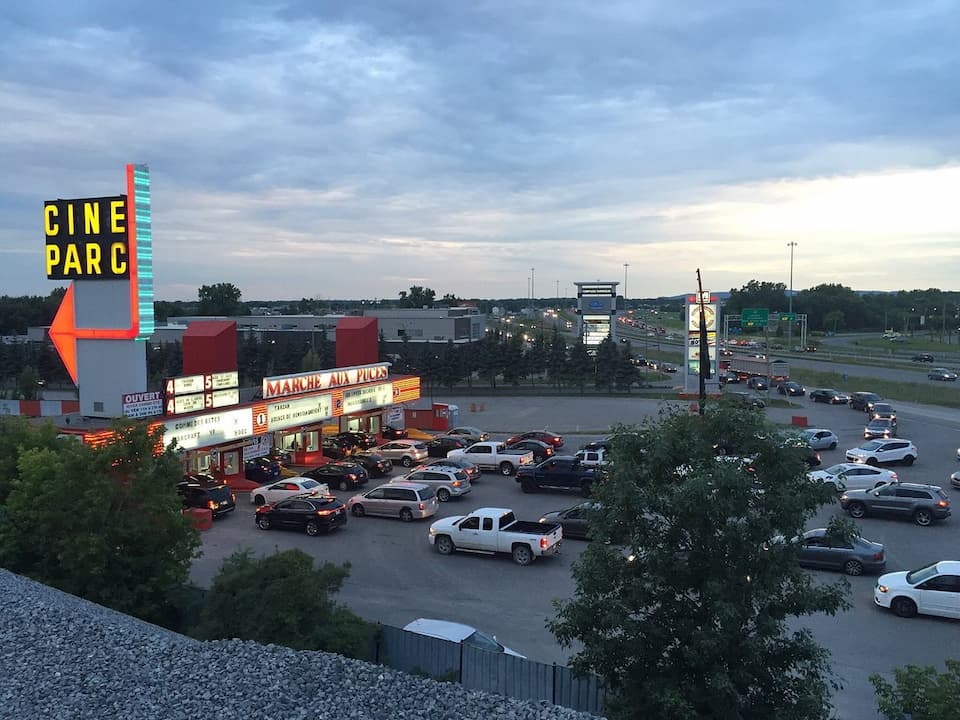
<box><xmin>505</xmin><ymin>520</ymin><xmax>553</xmax><ymax>534</ymax></box>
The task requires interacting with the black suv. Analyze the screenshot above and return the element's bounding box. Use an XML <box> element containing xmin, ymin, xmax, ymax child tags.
<box><xmin>912</xmin><ymin>353</ymin><xmax>934</xmax><ymax>363</ymax></box>
<box><xmin>255</xmin><ymin>495</ymin><xmax>348</xmax><ymax>535</ymax></box>
<box><xmin>177</xmin><ymin>476</ymin><xmax>236</xmax><ymax>518</ymax></box>
<box><xmin>850</xmin><ymin>392</ymin><xmax>883</xmax><ymax>412</ymax></box>
<box><xmin>840</xmin><ymin>482</ymin><xmax>951</xmax><ymax>526</ymax></box>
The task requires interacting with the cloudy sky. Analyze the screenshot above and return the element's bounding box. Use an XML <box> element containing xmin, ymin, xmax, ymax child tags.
<box><xmin>2</xmin><ymin>1</ymin><xmax>958</xmax><ymax>302</ymax></box>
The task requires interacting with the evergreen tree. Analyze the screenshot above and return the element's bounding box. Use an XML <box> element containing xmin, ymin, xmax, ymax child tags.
<box><xmin>614</xmin><ymin>342</ymin><xmax>638</xmax><ymax>392</ymax></box>
<box><xmin>501</xmin><ymin>334</ymin><xmax>527</xmax><ymax>387</ymax></box>
<box><xmin>436</xmin><ymin>340</ymin><xmax>464</xmax><ymax>390</ymax></box>
<box><xmin>566</xmin><ymin>341</ymin><xmax>592</xmax><ymax>393</ymax></box>
<box><xmin>546</xmin><ymin>328</ymin><xmax>568</xmax><ymax>390</ymax></box>
<box><xmin>527</xmin><ymin>332</ymin><xmax>548</xmax><ymax>385</ymax></box>
<box><xmin>594</xmin><ymin>337</ymin><xmax>619</xmax><ymax>392</ymax></box>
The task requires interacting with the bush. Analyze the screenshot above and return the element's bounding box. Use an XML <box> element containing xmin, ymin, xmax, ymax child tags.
<box><xmin>194</xmin><ymin>549</ymin><xmax>374</xmax><ymax>659</ymax></box>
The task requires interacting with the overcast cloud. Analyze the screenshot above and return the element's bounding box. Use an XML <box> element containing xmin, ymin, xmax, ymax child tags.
<box><xmin>1</xmin><ymin>0</ymin><xmax>958</xmax><ymax>301</ymax></box>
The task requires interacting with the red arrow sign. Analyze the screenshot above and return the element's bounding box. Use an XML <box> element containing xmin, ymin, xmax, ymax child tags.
<box><xmin>49</xmin><ymin>165</ymin><xmax>142</xmax><ymax>385</ymax></box>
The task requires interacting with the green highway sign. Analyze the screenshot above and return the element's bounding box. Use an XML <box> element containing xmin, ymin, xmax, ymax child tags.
<box><xmin>742</xmin><ymin>308</ymin><xmax>769</xmax><ymax>327</ymax></box>
<box><xmin>781</xmin><ymin>312</ymin><xmax>796</xmax><ymax>321</ymax></box>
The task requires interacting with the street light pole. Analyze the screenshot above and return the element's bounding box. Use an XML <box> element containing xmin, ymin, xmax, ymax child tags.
<box><xmin>623</xmin><ymin>263</ymin><xmax>629</xmax><ymax>304</ymax></box>
<box><xmin>530</xmin><ymin>267</ymin><xmax>535</xmax><ymax>312</ymax></box>
<box><xmin>787</xmin><ymin>242</ymin><xmax>797</xmax><ymax>349</ymax></box>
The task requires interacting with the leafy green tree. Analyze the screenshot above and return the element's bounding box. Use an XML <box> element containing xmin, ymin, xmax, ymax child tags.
<box><xmin>724</xmin><ymin>280</ymin><xmax>789</xmax><ymax>316</ymax></box>
<box><xmin>549</xmin><ymin>403</ymin><xmax>848</xmax><ymax>720</ymax></box>
<box><xmin>16</xmin><ymin>365</ymin><xmax>40</xmax><ymax>400</ymax></box>
<box><xmin>0</xmin><ymin>421</ymin><xmax>200</xmax><ymax>625</ymax></box>
<box><xmin>566</xmin><ymin>341</ymin><xmax>592</xmax><ymax>393</ymax></box>
<box><xmin>398</xmin><ymin>286</ymin><xmax>436</xmax><ymax>308</ymax></box>
<box><xmin>871</xmin><ymin>659</ymin><xmax>960</xmax><ymax>720</ymax></box>
<box><xmin>0</xmin><ymin>417</ymin><xmax>63</xmax><ymax>503</ymax></box>
<box><xmin>195</xmin><ymin>549</ymin><xmax>373</xmax><ymax>659</ymax></box>
<box><xmin>197</xmin><ymin>282</ymin><xmax>246</xmax><ymax>316</ymax></box>
<box><xmin>822</xmin><ymin>309</ymin><xmax>845</xmax><ymax>333</ymax></box>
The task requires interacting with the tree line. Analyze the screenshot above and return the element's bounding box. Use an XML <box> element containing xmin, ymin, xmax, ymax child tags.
<box><xmin>723</xmin><ymin>280</ymin><xmax>960</xmax><ymax>335</ymax></box>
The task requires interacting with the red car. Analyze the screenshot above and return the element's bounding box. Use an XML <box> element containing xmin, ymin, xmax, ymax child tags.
<box><xmin>505</xmin><ymin>430</ymin><xmax>564</xmax><ymax>449</ymax></box>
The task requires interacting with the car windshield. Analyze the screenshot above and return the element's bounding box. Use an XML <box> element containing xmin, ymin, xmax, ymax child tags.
<box><xmin>464</xmin><ymin>631</ymin><xmax>503</xmax><ymax>653</ymax></box>
<box><xmin>822</xmin><ymin>464</ymin><xmax>848</xmax><ymax>476</ymax></box>
<box><xmin>302</xmin><ymin>480</ymin><xmax>320</xmax><ymax>489</ymax></box>
<box><xmin>905</xmin><ymin>563</ymin><xmax>941</xmax><ymax>585</ymax></box>
<box><xmin>858</xmin><ymin>441</ymin><xmax>883</xmax><ymax>451</ymax></box>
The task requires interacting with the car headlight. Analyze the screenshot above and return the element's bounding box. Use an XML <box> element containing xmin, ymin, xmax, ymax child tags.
<box><xmin>840</xmin><ymin>494</ymin><xmax>849</xmax><ymax>501</ymax></box>
<box><xmin>429</xmin><ymin>527</ymin><xmax>436</xmax><ymax>535</ymax></box>
<box><xmin>877</xmin><ymin>584</ymin><xmax>889</xmax><ymax>593</ymax></box>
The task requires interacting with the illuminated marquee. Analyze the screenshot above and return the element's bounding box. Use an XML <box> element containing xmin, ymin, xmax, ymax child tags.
<box><xmin>263</xmin><ymin>363</ymin><xmax>390</xmax><ymax>400</ymax></box>
<box><xmin>44</xmin><ymin>196</ymin><xmax>130</xmax><ymax>280</ymax></box>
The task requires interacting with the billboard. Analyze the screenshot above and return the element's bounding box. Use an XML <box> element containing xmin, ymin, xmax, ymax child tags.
<box><xmin>44</xmin><ymin>196</ymin><xmax>130</xmax><ymax>280</ymax></box>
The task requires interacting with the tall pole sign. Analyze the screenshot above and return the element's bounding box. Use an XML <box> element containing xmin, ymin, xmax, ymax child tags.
<box><xmin>683</xmin><ymin>289</ymin><xmax>720</xmax><ymax>396</ymax></box>
<box><xmin>45</xmin><ymin>164</ymin><xmax>154</xmax><ymax>417</ymax></box>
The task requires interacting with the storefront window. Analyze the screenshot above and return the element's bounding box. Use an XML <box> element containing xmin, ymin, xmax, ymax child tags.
<box><xmin>223</xmin><ymin>451</ymin><xmax>239</xmax><ymax>476</ymax></box>
<box><xmin>344</xmin><ymin>417</ymin><xmax>361</xmax><ymax>432</ymax></box>
<box><xmin>305</xmin><ymin>431</ymin><xmax>319</xmax><ymax>452</ymax></box>
<box><xmin>369</xmin><ymin>415</ymin><xmax>381</xmax><ymax>433</ymax></box>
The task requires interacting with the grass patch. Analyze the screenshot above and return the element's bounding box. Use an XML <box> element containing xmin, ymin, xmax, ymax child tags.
<box><xmin>850</xmin><ymin>337</ymin><xmax>959</xmax><ymax>352</ymax></box>
<box><xmin>790</xmin><ymin>368</ymin><xmax>960</xmax><ymax>409</ymax></box>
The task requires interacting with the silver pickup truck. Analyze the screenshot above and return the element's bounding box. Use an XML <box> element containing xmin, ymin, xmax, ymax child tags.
<box><xmin>428</xmin><ymin>507</ymin><xmax>562</xmax><ymax>565</ymax></box>
<box><xmin>446</xmin><ymin>442</ymin><xmax>535</xmax><ymax>476</ymax></box>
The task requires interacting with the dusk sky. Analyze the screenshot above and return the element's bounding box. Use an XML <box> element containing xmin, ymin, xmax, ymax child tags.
<box><xmin>2</xmin><ymin>1</ymin><xmax>958</xmax><ymax>302</ymax></box>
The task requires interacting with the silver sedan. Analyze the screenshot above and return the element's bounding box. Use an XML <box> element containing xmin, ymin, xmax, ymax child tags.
<box><xmin>801</xmin><ymin>428</ymin><xmax>839</xmax><ymax>451</ymax></box>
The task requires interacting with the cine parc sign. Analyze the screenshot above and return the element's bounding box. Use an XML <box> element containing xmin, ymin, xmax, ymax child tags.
<box><xmin>43</xmin><ymin>195</ymin><xmax>130</xmax><ymax>280</ymax></box>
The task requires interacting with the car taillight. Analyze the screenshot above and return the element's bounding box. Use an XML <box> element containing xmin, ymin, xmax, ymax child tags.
<box><xmin>348</xmin><ymin>474</ymin><xmax>357</xmax><ymax>480</ymax></box>
<box><xmin>938</xmin><ymin>500</ymin><xmax>949</xmax><ymax>507</ymax></box>
<box><xmin>540</xmin><ymin>537</ymin><xmax>548</xmax><ymax>549</ymax></box>
<box><xmin>872</xmin><ymin>552</ymin><xmax>884</xmax><ymax>561</ymax></box>
<box><xmin>452</xmin><ymin>480</ymin><xmax>461</xmax><ymax>487</ymax></box>
<box><xmin>890</xmin><ymin>472</ymin><xmax>898</xmax><ymax>480</ymax></box>
<box><xmin>207</xmin><ymin>500</ymin><xmax>216</xmax><ymax>510</ymax></box>
<box><xmin>418</xmin><ymin>502</ymin><xmax>425</xmax><ymax>510</ymax></box>
<box><xmin>317</xmin><ymin>509</ymin><xmax>335</xmax><ymax>516</ymax></box>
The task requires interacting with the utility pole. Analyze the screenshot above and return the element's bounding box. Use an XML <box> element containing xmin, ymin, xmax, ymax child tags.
<box><xmin>623</xmin><ymin>263</ymin><xmax>629</xmax><ymax>303</ymax></box>
<box><xmin>787</xmin><ymin>242</ymin><xmax>797</xmax><ymax>349</ymax></box>
<box><xmin>556</xmin><ymin>279</ymin><xmax>560</xmax><ymax>302</ymax></box>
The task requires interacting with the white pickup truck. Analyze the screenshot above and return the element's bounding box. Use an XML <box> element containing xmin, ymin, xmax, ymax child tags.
<box><xmin>428</xmin><ymin>507</ymin><xmax>563</xmax><ymax>565</ymax></box>
<box><xmin>446</xmin><ymin>441</ymin><xmax>535</xmax><ymax>476</ymax></box>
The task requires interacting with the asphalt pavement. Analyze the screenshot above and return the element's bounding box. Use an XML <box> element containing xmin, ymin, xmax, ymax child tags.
<box><xmin>192</xmin><ymin>392</ymin><xmax>960</xmax><ymax>720</ymax></box>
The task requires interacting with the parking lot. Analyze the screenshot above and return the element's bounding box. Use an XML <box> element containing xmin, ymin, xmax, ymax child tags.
<box><xmin>191</xmin><ymin>394</ymin><xmax>960</xmax><ymax>720</ymax></box>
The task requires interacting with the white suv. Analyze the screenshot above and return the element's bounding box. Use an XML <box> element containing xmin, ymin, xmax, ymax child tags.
<box><xmin>845</xmin><ymin>439</ymin><xmax>918</xmax><ymax>466</ymax></box>
<box><xmin>394</xmin><ymin>466</ymin><xmax>472</xmax><ymax>502</ymax></box>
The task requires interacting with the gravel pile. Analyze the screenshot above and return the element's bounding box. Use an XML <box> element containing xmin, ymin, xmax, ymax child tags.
<box><xmin>0</xmin><ymin>570</ymin><xmax>602</xmax><ymax>720</ymax></box>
